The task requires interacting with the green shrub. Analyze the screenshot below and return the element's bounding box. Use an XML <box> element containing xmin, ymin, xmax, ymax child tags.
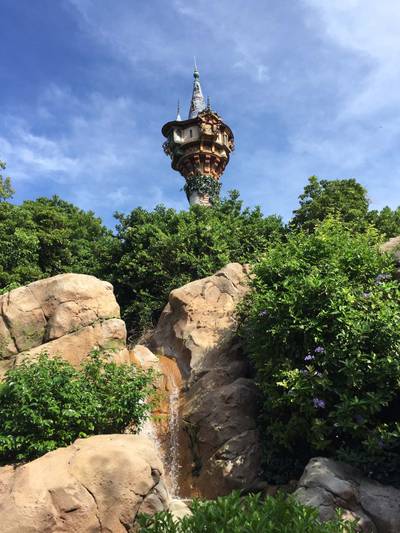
<box><xmin>138</xmin><ymin>491</ymin><xmax>357</xmax><ymax>532</ymax></box>
<box><xmin>0</xmin><ymin>350</ymin><xmax>154</xmax><ymax>463</ymax></box>
<box><xmin>240</xmin><ymin>218</ymin><xmax>400</xmax><ymax>484</ymax></box>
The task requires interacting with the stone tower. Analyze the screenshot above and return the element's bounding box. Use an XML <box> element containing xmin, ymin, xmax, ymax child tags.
<box><xmin>161</xmin><ymin>66</ymin><xmax>235</xmax><ymax>206</ymax></box>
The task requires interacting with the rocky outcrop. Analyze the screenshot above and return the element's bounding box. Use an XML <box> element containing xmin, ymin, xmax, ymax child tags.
<box><xmin>0</xmin><ymin>273</ymin><xmax>129</xmax><ymax>376</ymax></box>
<box><xmin>0</xmin><ymin>434</ymin><xmax>170</xmax><ymax>533</ymax></box>
<box><xmin>294</xmin><ymin>457</ymin><xmax>400</xmax><ymax>533</ymax></box>
<box><xmin>151</xmin><ymin>263</ymin><xmax>251</xmax><ymax>378</ymax></box>
<box><xmin>150</xmin><ymin>264</ymin><xmax>262</xmax><ymax>498</ymax></box>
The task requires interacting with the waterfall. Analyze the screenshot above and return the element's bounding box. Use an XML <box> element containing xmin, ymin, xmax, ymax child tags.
<box><xmin>167</xmin><ymin>374</ymin><xmax>180</xmax><ymax>496</ymax></box>
<box><xmin>138</xmin><ymin>355</ymin><xmax>183</xmax><ymax>498</ymax></box>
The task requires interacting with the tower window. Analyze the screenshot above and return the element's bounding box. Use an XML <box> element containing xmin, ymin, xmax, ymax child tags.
<box><xmin>190</xmin><ymin>129</ymin><xmax>193</xmax><ymax>138</ymax></box>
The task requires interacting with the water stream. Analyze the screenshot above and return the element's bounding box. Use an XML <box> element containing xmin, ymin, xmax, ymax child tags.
<box><xmin>166</xmin><ymin>374</ymin><xmax>180</xmax><ymax>496</ymax></box>
<box><xmin>140</xmin><ymin>355</ymin><xmax>182</xmax><ymax>498</ymax></box>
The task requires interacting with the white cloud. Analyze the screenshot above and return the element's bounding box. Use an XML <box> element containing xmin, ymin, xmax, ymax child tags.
<box><xmin>304</xmin><ymin>0</ymin><xmax>400</xmax><ymax>118</ymax></box>
<box><xmin>0</xmin><ymin>85</ymin><xmax>169</xmax><ymax>214</ymax></box>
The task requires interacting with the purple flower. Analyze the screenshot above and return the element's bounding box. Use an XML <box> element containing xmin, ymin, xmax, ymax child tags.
<box><xmin>258</xmin><ymin>310</ymin><xmax>268</xmax><ymax>317</ymax></box>
<box><xmin>313</xmin><ymin>398</ymin><xmax>326</xmax><ymax>409</ymax></box>
<box><xmin>315</xmin><ymin>371</ymin><xmax>323</xmax><ymax>377</ymax></box>
<box><xmin>375</xmin><ymin>273</ymin><xmax>391</xmax><ymax>285</ymax></box>
<box><xmin>300</xmin><ymin>369</ymin><xmax>308</xmax><ymax>375</ymax></box>
<box><xmin>304</xmin><ymin>354</ymin><xmax>315</xmax><ymax>361</ymax></box>
<box><xmin>362</xmin><ymin>292</ymin><xmax>372</xmax><ymax>298</ymax></box>
<box><xmin>314</xmin><ymin>346</ymin><xmax>325</xmax><ymax>354</ymax></box>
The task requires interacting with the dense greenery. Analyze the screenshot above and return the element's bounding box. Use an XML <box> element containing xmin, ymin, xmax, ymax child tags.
<box><xmin>291</xmin><ymin>176</ymin><xmax>369</xmax><ymax>231</ymax></box>
<box><xmin>104</xmin><ymin>191</ymin><xmax>284</xmax><ymax>335</ymax></box>
<box><xmin>0</xmin><ymin>351</ymin><xmax>154</xmax><ymax>463</ymax></box>
<box><xmin>3</xmin><ymin>163</ymin><xmax>400</xmax><ymax>487</ymax></box>
<box><xmin>367</xmin><ymin>206</ymin><xmax>400</xmax><ymax>239</ymax></box>
<box><xmin>138</xmin><ymin>491</ymin><xmax>357</xmax><ymax>532</ymax></box>
<box><xmin>290</xmin><ymin>175</ymin><xmax>400</xmax><ymax>239</ymax></box>
<box><xmin>240</xmin><ymin>218</ymin><xmax>400</xmax><ymax>484</ymax></box>
<box><xmin>0</xmin><ymin>194</ymin><xmax>111</xmax><ymax>292</ymax></box>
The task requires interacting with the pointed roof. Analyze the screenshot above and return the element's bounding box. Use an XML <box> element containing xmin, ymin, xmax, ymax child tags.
<box><xmin>188</xmin><ymin>65</ymin><xmax>206</xmax><ymax>119</ymax></box>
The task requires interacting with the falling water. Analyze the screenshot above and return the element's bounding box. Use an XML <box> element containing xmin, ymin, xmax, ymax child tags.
<box><xmin>167</xmin><ymin>375</ymin><xmax>180</xmax><ymax>497</ymax></box>
<box><xmin>138</xmin><ymin>355</ymin><xmax>182</xmax><ymax>498</ymax></box>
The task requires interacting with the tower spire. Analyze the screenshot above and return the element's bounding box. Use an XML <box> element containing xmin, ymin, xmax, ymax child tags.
<box><xmin>188</xmin><ymin>63</ymin><xmax>206</xmax><ymax>119</ymax></box>
<box><xmin>176</xmin><ymin>100</ymin><xmax>182</xmax><ymax>121</ymax></box>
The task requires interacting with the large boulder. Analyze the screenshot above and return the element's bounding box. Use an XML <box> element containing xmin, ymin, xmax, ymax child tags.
<box><xmin>150</xmin><ymin>264</ymin><xmax>262</xmax><ymax>498</ymax></box>
<box><xmin>0</xmin><ymin>273</ymin><xmax>129</xmax><ymax>376</ymax></box>
<box><xmin>294</xmin><ymin>457</ymin><xmax>400</xmax><ymax>532</ymax></box>
<box><xmin>0</xmin><ymin>434</ymin><xmax>170</xmax><ymax>533</ymax></box>
<box><xmin>151</xmin><ymin>263</ymin><xmax>251</xmax><ymax>378</ymax></box>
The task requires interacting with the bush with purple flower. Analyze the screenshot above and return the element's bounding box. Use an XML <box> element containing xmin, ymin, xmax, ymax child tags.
<box><xmin>240</xmin><ymin>218</ymin><xmax>400</xmax><ymax>485</ymax></box>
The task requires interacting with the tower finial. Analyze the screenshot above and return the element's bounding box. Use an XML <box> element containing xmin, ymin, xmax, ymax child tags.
<box><xmin>188</xmin><ymin>62</ymin><xmax>206</xmax><ymax>118</ymax></box>
<box><xmin>207</xmin><ymin>96</ymin><xmax>211</xmax><ymax>110</ymax></box>
<box><xmin>176</xmin><ymin>99</ymin><xmax>182</xmax><ymax>121</ymax></box>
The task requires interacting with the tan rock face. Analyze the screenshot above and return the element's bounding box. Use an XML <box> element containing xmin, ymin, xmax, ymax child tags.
<box><xmin>150</xmin><ymin>264</ymin><xmax>262</xmax><ymax>498</ymax></box>
<box><xmin>294</xmin><ymin>457</ymin><xmax>400</xmax><ymax>533</ymax></box>
<box><xmin>0</xmin><ymin>273</ymin><xmax>129</xmax><ymax>376</ymax></box>
<box><xmin>0</xmin><ymin>434</ymin><xmax>170</xmax><ymax>533</ymax></box>
<box><xmin>151</xmin><ymin>263</ymin><xmax>251</xmax><ymax>378</ymax></box>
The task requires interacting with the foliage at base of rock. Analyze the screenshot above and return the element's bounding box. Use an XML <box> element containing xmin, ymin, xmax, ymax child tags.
<box><xmin>0</xmin><ymin>350</ymin><xmax>154</xmax><ymax>463</ymax></box>
<box><xmin>240</xmin><ymin>218</ymin><xmax>400</xmax><ymax>484</ymax></box>
<box><xmin>138</xmin><ymin>491</ymin><xmax>357</xmax><ymax>532</ymax></box>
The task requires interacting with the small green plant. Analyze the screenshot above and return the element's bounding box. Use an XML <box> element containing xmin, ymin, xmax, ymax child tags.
<box><xmin>240</xmin><ymin>218</ymin><xmax>400</xmax><ymax>484</ymax></box>
<box><xmin>138</xmin><ymin>491</ymin><xmax>357</xmax><ymax>532</ymax></box>
<box><xmin>0</xmin><ymin>350</ymin><xmax>154</xmax><ymax>463</ymax></box>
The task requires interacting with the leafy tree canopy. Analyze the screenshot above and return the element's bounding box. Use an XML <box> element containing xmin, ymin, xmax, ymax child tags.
<box><xmin>101</xmin><ymin>191</ymin><xmax>284</xmax><ymax>336</ymax></box>
<box><xmin>0</xmin><ymin>194</ymin><xmax>112</xmax><ymax>292</ymax></box>
<box><xmin>291</xmin><ymin>176</ymin><xmax>370</xmax><ymax>231</ymax></box>
<box><xmin>367</xmin><ymin>206</ymin><xmax>400</xmax><ymax>239</ymax></box>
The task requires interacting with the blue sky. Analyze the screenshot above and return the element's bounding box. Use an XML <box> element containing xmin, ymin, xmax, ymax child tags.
<box><xmin>1</xmin><ymin>0</ymin><xmax>399</xmax><ymax>226</ymax></box>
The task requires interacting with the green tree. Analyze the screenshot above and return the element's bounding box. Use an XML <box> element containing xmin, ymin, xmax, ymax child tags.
<box><xmin>240</xmin><ymin>218</ymin><xmax>400</xmax><ymax>484</ymax></box>
<box><xmin>291</xmin><ymin>176</ymin><xmax>369</xmax><ymax>231</ymax></box>
<box><xmin>0</xmin><ymin>195</ymin><xmax>111</xmax><ymax>291</ymax></box>
<box><xmin>0</xmin><ymin>351</ymin><xmax>154</xmax><ymax>463</ymax></box>
<box><xmin>0</xmin><ymin>161</ymin><xmax>14</xmax><ymax>201</ymax></box>
<box><xmin>367</xmin><ymin>206</ymin><xmax>400</xmax><ymax>238</ymax></box>
<box><xmin>103</xmin><ymin>191</ymin><xmax>284</xmax><ymax>336</ymax></box>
